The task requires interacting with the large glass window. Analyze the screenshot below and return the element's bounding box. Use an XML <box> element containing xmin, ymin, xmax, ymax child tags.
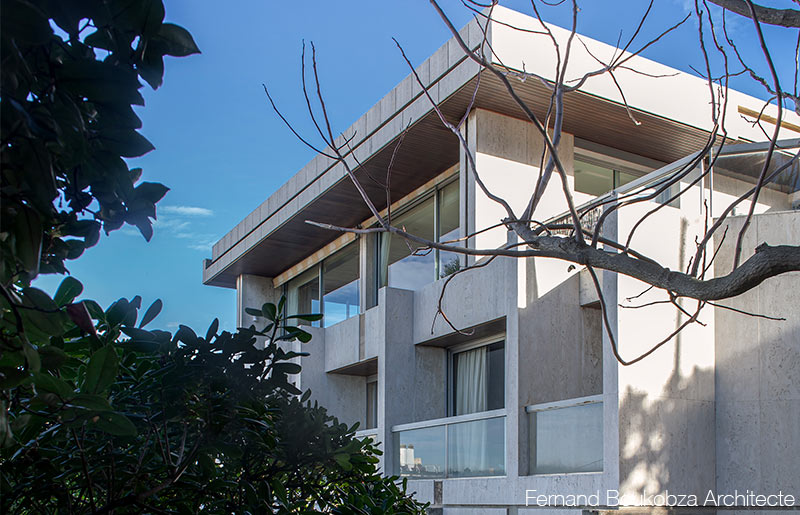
<box><xmin>377</xmin><ymin>177</ymin><xmax>460</xmax><ymax>292</ymax></box>
<box><xmin>379</xmin><ymin>197</ymin><xmax>435</xmax><ymax>291</ymax></box>
<box><xmin>438</xmin><ymin>180</ymin><xmax>461</xmax><ymax>278</ymax></box>
<box><xmin>451</xmin><ymin>340</ymin><xmax>505</xmax><ymax>416</ymax></box>
<box><xmin>286</xmin><ymin>267</ymin><xmax>320</xmax><ymax>327</ymax></box>
<box><xmin>574</xmin><ymin>159</ymin><xmax>638</xmax><ymax>197</ymax></box>
<box><xmin>322</xmin><ymin>243</ymin><xmax>359</xmax><ymax>327</ymax></box>
<box><xmin>285</xmin><ymin>242</ymin><xmax>360</xmax><ymax>328</ymax></box>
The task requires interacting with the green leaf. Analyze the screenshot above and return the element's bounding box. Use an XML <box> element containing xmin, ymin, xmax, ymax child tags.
<box><xmin>93</xmin><ymin>412</ymin><xmax>137</xmax><ymax>436</ymax></box>
<box><xmin>261</xmin><ymin>303</ymin><xmax>277</xmax><ymax>321</ymax></box>
<box><xmin>13</xmin><ymin>205</ymin><xmax>43</xmax><ymax>277</ymax></box>
<box><xmin>83</xmin><ymin>300</ymin><xmax>104</xmax><ymax>320</ymax></box>
<box><xmin>21</xmin><ymin>287</ymin><xmax>59</xmax><ymax>312</ymax></box>
<box><xmin>139</xmin><ymin>299</ymin><xmax>162</xmax><ymax>328</ymax></box>
<box><xmin>71</xmin><ymin>393</ymin><xmax>112</xmax><ymax>411</ymax></box>
<box><xmin>58</xmin><ymin>60</ymin><xmax>145</xmax><ymax>105</ymax></box>
<box><xmin>120</xmin><ymin>326</ymin><xmax>154</xmax><ymax>340</ymax></box>
<box><xmin>32</xmin><ymin>372</ymin><xmax>73</xmax><ymax>398</ymax></box>
<box><xmin>83</xmin><ymin>28</ymin><xmax>115</xmax><ymax>50</ymax></box>
<box><xmin>205</xmin><ymin>318</ymin><xmax>219</xmax><ymax>342</ymax></box>
<box><xmin>334</xmin><ymin>453</ymin><xmax>353</xmax><ymax>471</ymax></box>
<box><xmin>83</xmin><ymin>346</ymin><xmax>118</xmax><ymax>394</ymax></box>
<box><xmin>136</xmin><ymin>182</ymin><xmax>169</xmax><ymax>204</ymax></box>
<box><xmin>138</xmin><ymin>50</ymin><xmax>165</xmax><ymax>89</ymax></box>
<box><xmin>285</xmin><ymin>313</ymin><xmax>323</xmax><ymax>322</ymax></box>
<box><xmin>244</xmin><ymin>307</ymin><xmax>262</xmax><ymax>318</ymax></box>
<box><xmin>99</xmin><ymin>129</ymin><xmax>155</xmax><ymax>158</ymax></box>
<box><xmin>39</xmin><ymin>345</ymin><xmax>68</xmax><ymax>371</ymax></box>
<box><xmin>54</xmin><ymin>277</ymin><xmax>83</xmax><ymax>306</ymax></box>
<box><xmin>273</xmin><ymin>362</ymin><xmax>302</xmax><ymax>375</ymax></box>
<box><xmin>123</xmin><ymin>339</ymin><xmax>159</xmax><ymax>353</ymax></box>
<box><xmin>154</xmin><ymin>23</ymin><xmax>201</xmax><ymax>57</ymax></box>
<box><xmin>0</xmin><ymin>367</ymin><xmax>28</xmax><ymax>389</ymax></box>
<box><xmin>0</xmin><ymin>0</ymin><xmax>53</xmax><ymax>44</ymax></box>
<box><xmin>23</xmin><ymin>343</ymin><xmax>41</xmax><ymax>372</ymax></box>
<box><xmin>174</xmin><ymin>325</ymin><xmax>197</xmax><ymax>344</ymax></box>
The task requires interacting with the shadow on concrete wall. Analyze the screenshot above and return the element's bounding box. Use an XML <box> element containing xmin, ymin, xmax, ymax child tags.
<box><xmin>618</xmin><ymin>334</ymin><xmax>716</xmax><ymax>503</ymax></box>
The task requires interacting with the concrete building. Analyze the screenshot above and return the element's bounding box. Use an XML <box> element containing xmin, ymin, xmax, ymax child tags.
<box><xmin>202</xmin><ymin>7</ymin><xmax>800</xmax><ymax>513</ymax></box>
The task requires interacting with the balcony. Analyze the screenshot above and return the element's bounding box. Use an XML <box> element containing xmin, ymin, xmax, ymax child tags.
<box><xmin>526</xmin><ymin>395</ymin><xmax>603</xmax><ymax>475</ymax></box>
<box><xmin>392</xmin><ymin>410</ymin><xmax>506</xmax><ymax>479</ymax></box>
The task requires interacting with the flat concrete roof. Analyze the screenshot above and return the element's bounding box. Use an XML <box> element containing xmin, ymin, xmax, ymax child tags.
<box><xmin>203</xmin><ymin>6</ymin><xmax>798</xmax><ymax>289</ymax></box>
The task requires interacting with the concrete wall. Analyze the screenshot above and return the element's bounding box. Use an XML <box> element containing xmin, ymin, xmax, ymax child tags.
<box><xmin>464</xmin><ymin>109</ymin><xmax>575</xmax><ymax>253</ymax></box>
<box><xmin>518</xmin><ymin>273</ymin><xmax>603</xmax><ymax>409</ymax></box>
<box><xmin>235</xmin><ymin>273</ymin><xmax>279</xmax><ymax>329</ymax></box>
<box><xmin>614</xmin><ymin>190</ymin><xmax>716</xmax><ymax>500</ymax></box>
<box><xmin>413</xmin><ymin>255</ymin><xmax>514</xmax><ymax>343</ymax></box>
<box><xmin>714</xmin><ymin>211</ymin><xmax>800</xmax><ymax>502</ymax></box>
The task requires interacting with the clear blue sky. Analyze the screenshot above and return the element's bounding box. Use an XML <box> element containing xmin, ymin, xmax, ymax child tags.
<box><xmin>34</xmin><ymin>1</ymin><xmax>797</xmax><ymax>334</ymax></box>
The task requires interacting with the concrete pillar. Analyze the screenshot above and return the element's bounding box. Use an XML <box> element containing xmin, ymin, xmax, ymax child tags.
<box><xmin>378</xmin><ymin>287</ymin><xmax>415</xmax><ymax>475</ymax></box>
<box><xmin>235</xmin><ymin>273</ymin><xmax>279</xmax><ymax>329</ymax></box>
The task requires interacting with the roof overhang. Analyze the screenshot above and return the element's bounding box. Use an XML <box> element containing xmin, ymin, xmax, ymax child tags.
<box><xmin>203</xmin><ymin>7</ymin><xmax>798</xmax><ymax>289</ymax></box>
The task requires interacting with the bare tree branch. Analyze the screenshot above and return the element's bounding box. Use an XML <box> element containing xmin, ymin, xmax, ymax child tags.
<box><xmin>707</xmin><ymin>0</ymin><xmax>800</xmax><ymax>27</ymax></box>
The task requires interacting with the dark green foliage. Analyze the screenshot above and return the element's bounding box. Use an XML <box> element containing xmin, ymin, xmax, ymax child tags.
<box><xmin>2</xmin><ymin>294</ymin><xmax>425</xmax><ymax>513</ymax></box>
<box><xmin>1</xmin><ymin>1</ymin><xmax>425</xmax><ymax>513</ymax></box>
<box><xmin>1</xmin><ymin>0</ymin><xmax>200</xmax><ymax>284</ymax></box>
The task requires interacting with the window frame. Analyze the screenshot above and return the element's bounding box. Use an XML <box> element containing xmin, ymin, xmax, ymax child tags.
<box><xmin>284</xmin><ymin>239</ymin><xmax>360</xmax><ymax>328</ymax></box>
<box><xmin>447</xmin><ymin>334</ymin><xmax>506</xmax><ymax>417</ymax></box>
<box><xmin>365</xmin><ymin>376</ymin><xmax>378</xmax><ymax>430</ymax></box>
<box><xmin>374</xmin><ymin>174</ymin><xmax>460</xmax><ymax>295</ymax></box>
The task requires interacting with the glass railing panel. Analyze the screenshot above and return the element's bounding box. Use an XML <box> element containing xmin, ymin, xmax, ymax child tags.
<box><xmin>529</xmin><ymin>401</ymin><xmax>603</xmax><ymax>474</ymax></box>
<box><xmin>395</xmin><ymin>425</ymin><xmax>446</xmax><ymax>478</ymax></box>
<box><xmin>446</xmin><ymin>416</ymin><xmax>505</xmax><ymax>478</ymax></box>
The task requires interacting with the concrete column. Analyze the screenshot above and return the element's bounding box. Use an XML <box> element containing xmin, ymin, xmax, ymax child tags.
<box><xmin>236</xmin><ymin>273</ymin><xmax>279</xmax><ymax>328</ymax></box>
<box><xmin>378</xmin><ymin>287</ymin><xmax>415</xmax><ymax>475</ymax></box>
<box><xmin>466</xmin><ymin>108</ymin><xmax>575</xmax><ymax>252</ymax></box>
<box><xmin>461</xmin><ymin>110</ymin><xmax>477</xmax><ymax>266</ymax></box>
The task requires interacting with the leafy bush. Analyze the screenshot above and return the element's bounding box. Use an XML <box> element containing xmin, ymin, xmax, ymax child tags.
<box><xmin>1</xmin><ymin>1</ymin><xmax>425</xmax><ymax>512</ymax></box>
<box><xmin>2</xmin><ymin>293</ymin><xmax>424</xmax><ymax>513</ymax></box>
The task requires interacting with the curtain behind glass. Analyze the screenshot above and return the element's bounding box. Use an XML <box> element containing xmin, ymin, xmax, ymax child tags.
<box><xmin>455</xmin><ymin>346</ymin><xmax>487</xmax><ymax>415</ymax></box>
<box><xmin>451</xmin><ymin>346</ymin><xmax>488</xmax><ymax>476</ymax></box>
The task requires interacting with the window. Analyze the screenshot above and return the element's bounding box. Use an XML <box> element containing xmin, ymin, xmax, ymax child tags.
<box><xmin>437</xmin><ymin>180</ymin><xmax>461</xmax><ymax>278</ymax></box>
<box><xmin>377</xmin><ymin>176</ymin><xmax>460</xmax><ymax>292</ymax></box>
<box><xmin>450</xmin><ymin>340</ymin><xmax>505</xmax><ymax>416</ymax></box>
<box><xmin>286</xmin><ymin>267</ymin><xmax>320</xmax><ymax>327</ymax></box>
<box><xmin>285</xmin><ymin>242</ymin><xmax>360</xmax><ymax>328</ymax></box>
<box><xmin>575</xmin><ymin>156</ymin><xmax>680</xmax><ymax>208</ymax></box>
<box><xmin>366</xmin><ymin>379</ymin><xmax>377</xmax><ymax>430</ymax></box>
<box><xmin>322</xmin><ymin>243</ymin><xmax>359</xmax><ymax>327</ymax></box>
<box><xmin>574</xmin><ymin>159</ymin><xmax>639</xmax><ymax>197</ymax></box>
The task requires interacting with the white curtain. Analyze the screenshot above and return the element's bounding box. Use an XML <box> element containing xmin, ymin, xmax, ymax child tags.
<box><xmin>455</xmin><ymin>347</ymin><xmax>486</xmax><ymax>415</ymax></box>
<box><xmin>451</xmin><ymin>347</ymin><xmax>488</xmax><ymax>476</ymax></box>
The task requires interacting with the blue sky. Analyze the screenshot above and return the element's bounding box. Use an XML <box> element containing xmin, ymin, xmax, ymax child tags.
<box><xmin>34</xmin><ymin>1</ymin><xmax>798</xmax><ymax>334</ymax></box>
